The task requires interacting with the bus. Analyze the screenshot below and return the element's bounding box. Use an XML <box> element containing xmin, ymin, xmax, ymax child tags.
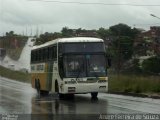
<box><xmin>31</xmin><ymin>37</ymin><xmax>111</xmax><ymax>98</ymax></box>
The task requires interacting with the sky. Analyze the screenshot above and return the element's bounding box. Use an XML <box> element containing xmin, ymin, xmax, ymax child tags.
<box><xmin>0</xmin><ymin>0</ymin><xmax>160</xmax><ymax>36</ymax></box>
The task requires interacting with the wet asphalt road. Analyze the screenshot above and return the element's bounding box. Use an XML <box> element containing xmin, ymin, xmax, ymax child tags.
<box><xmin>0</xmin><ymin>77</ymin><xmax>160</xmax><ymax>120</ymax></box>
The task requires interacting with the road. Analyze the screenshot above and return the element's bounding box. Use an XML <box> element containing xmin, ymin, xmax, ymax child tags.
<box><xmin>0</xmin><ymin>77</ymin><xmax>160</xmax><ymax>120</ymax></box>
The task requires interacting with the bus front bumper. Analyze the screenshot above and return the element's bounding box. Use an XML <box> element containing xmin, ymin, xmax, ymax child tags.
<box><xmin>60</xmin><ymin>82</ymin><xmax>108</xmax><ymax>94</ymax></box>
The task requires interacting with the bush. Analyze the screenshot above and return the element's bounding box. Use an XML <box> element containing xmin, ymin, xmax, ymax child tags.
<box><xmin>120</xmin><ymin>58</ymin><xmax>142</xmax><ymax>74</ymax></box>
<box><xmin>142</xmin><ymin>56</ymin><xmax>160</xmax><ymax>74</ymax></box>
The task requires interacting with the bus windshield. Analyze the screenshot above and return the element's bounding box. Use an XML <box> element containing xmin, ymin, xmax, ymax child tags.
<box><xmin>87</xmin><ymin>55</ymin><xmax>106</xmax><ymax>77</ymax></box>
<box><xmin>63</xmin><ymin>54</ymin><xmax>107</xmax><ymax>78</ymax></box>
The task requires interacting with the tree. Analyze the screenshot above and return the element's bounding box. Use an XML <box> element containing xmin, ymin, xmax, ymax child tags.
<box><xmin>109</xmin><ymin>23</ymin><xmax>133</xmax><ymax>36</ymax></box>
<box><xmin>111</xmin><ymin>36</ymin><xmax>134</xmax><ymax>71</ymax></box>
<box><xmin>142</xmin><ymin>56</ymin><xmax>160</xmax><ymax>74</ymax></box>
<box><xmin>61</xmin><ymin>27</ymin><xmax>74</xmax><ymax>37</ymax></box>
<box><xmin>35</xmin><ymin>32</ymin><xmax>62</xmax><ymax>45</ymax></box>
<box><xmin>97</xmin><ymin>27</ymin><xmax>111</xmax><ymax>40</ymax></box>
<box><xmin>108</xmin><ymin>23</ymin><xmax>137</xmax><ymax>72</ymax></box>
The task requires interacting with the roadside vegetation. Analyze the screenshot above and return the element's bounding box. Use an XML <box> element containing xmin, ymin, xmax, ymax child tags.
<box><xmin>0</xmin><ymin>65</ymin><xmax>30</xmax><ymax>83</ymax></box>
<box><xmin>109</xmin><ymin>74</ymin><xmax>160</xmax><ymax>94</ymax></box>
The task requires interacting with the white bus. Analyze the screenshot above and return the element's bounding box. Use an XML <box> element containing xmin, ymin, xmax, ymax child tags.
<box><xmin>31</xmin><ymin>37</ymin><xmax>111</xmax><ymax>98</ymax></box>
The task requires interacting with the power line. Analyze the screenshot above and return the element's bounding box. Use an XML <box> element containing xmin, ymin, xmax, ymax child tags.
<box><xmin>27</xmin><ymin>0</ymin><xmax>160</xmax><ymax>7</ymax></box>
<box><xmin>134</xmin><ymin>23</ymin><xmax>160</xmax><ymax>26</ymax></box>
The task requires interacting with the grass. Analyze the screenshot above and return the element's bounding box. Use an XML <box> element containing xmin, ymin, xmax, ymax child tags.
<box><xmin>0</xmin><ymin>65</ymin><xmax>30</xmax><ymax>83</ymax></box>
<box><xmin>108</xmin><ymin>74</ymin><xmax>160</xmax><ymax>94</ymax></box>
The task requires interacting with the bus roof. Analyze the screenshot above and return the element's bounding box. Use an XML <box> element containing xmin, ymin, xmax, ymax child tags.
<box><xmin>32</xmin><ymin>37</ymin><xmax>103</xmax><ymax>50</ymax></box>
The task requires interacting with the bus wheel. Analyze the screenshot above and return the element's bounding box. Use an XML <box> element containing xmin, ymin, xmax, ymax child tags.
<box><xmin>35</xmin><ymin>79</ymin><xmax>40</xmax><ymax>95</ymax></box>
<box><xmin>40</xmin><ymin>90</ymin><xmax>49</xmax><ymax>96</ymax></box>
<box><xmin>55</xmin><ymin>81</ymin><xmax>64</xmax><ymax>99</ymax></box>
<box><xmin>59</xmin><ymin>94</ymin><xmax>65</xmax><ymax>99</ymax></box>
<box><xmin>55</xmin><ymin>80</ymin><xmax>58</xmax><ymax>93</ymax></box>
<box><xmin>91</xmin><ymin>92</ymin><xmax>98</xmax><ymax>99</ymax></box>
<box><xmin>66</xmin><ymin>94</ymin><xmax>74</xmax><ymax>99</ymax></box>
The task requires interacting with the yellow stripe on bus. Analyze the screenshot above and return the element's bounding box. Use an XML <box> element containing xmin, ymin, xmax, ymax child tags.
<box><xmin>31</xmin><ymin>73</ymin><xmax>48</xmax><ymax>91</ymax></box>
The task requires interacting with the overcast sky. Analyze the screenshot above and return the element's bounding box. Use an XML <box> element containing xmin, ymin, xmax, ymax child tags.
<box><xmin>0</xmin><ymin>0</ymin><xmax>160</xmax><ymax>36</ymax></box>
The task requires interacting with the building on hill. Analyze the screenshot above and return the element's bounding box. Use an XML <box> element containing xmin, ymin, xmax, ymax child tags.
<box><xmin>75</xmin><ymin>30</ymin><xmax>98</xmax><ymax>37</ymax></box>
<box><xmin>134</xmin><ymin>26</ymin><xmax>160</xmax><ymax>56</ymax></box>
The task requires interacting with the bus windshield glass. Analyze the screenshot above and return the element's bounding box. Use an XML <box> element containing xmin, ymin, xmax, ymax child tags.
<box><xmin>62</xmin><ymin>42</ymin><xmax>105</xmax><ymax>53</ymax></box>
<box><xmin>64</xmin><ymin>55</ymin><xmax>86</xmax><ymax>77</ymax></box>
<box><xmin>63</xmin><ymin>54</ymin><xmax>107</xmax><ymax>78</ymax></box>
<box><xmin>87</xmin><ymin>55</ymin><xmax>106</xmax><ymax>77</ymax></box>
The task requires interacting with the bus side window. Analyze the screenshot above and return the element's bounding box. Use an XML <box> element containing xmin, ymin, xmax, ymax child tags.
<box><xmin>44</xmin><ymin>48</ymin><xmax>48</xmax><ymax>61</ymax></box>
<box><xmin>42</xmin><ymin>48</ymin><xmax>45</xmax><ymax>61</ymax></box>
<box><xmin>39</xmin><ymin>49</ymin><xmax>42</xmax><ymax>61</ymax></box>
<box><xmin>31</xmin><ymin>51</ymin><xmax>33</xmax><ymax>62</ymax></box>
<box><xmin>38</xmin><ymin>49</ymin><xmax>40</xmax><ymax>61</ymax></box>
<box><xmin>47</xmin><ymin>47</ymin><xmax>50</xmax><ymax>60</ymax></box>
<box><xmin>51</xmin><ymin>46</ymin><xmax>54</xmax><ymax>59</ymax></box>
<box><xmin>54</xmin><ymin>46</ymin><xmax>57</xmax><ymax>59</ymax></box>
<box><xmin>32</xmin><ymin>51</ymin><xmax>35</xmax><ymax>62</ymax></box>
<box><xmin>49</xmin><ymin>47</ymin><xmax>52</xmax><ymax>60</ymax></box>
<box><xmin>35</xmin><ymin>50</ymin><xmax>38</xmax><ymax>62</ymax></box>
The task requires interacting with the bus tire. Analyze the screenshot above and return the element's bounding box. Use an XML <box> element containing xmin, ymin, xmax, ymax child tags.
<box><xmin>59</xmin><ymin>93</ymin><xmax>65</xmax><ymax>99</ymax></box>
<box><xmin>66</xmin><ymin>94</ymin><xmax>74</xmax><ymax>99</ymax></box>
<box><xmin>40</xmin><ymin>90</ymin><xmax>49</xmax><ymax>96</ymax></box>
<box><xmin>35</xmin><ymin>79</ymin><xmax>40</xmax><ymax>94</ymax></box>
<box><xmin>91</xmin><ymin>92</ymin><xmax>98</xmax><ymax>99</ymax></box>
<box><xmin>55</xmin><ymin>80</ymin><xmax>64</xmax><ymax>99</ymax></box>
<box><xmin>55</xmin><ymin>80</ymin><xmax>58</xmax><ymax>93</ymax></box>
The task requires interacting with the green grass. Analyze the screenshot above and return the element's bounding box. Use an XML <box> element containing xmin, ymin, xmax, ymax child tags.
<box><xmin>108</xmin><ymin>74</ymin><xmax>160</xmax><ymax>94</ymax></box>
<box><xmin>0</xmin><ymin>65</ymin><xmax>30</xmax><ymax>83</ymax></box>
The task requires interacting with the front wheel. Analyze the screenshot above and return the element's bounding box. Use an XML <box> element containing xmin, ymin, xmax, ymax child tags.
<box><xmin>55</xmin><ymin>81</ymin><xmax>64</xmax><ymax>99</ymax></box>
<box><xmin>91</xmin><ymin>92</ymin><xmax>98</xmax><ymax>99</ymax></box>
<box><xmin>40</xmin><ymin>90</ymin><xmax>49</xmax><ymax>96</ymax></box>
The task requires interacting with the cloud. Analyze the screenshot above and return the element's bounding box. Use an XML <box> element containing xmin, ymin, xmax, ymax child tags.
<box><xmin>0</xmin><ymin>0</ymin><xmax>160</xmax><ymax>35</ymax></box>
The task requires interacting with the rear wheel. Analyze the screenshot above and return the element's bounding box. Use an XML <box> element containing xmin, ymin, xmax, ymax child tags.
<box><xmin>59</xmin><ymin>93</ymin><xmax>65</xmax><ymax>99</ymax></box>
<box><xmin>35</xmin><ymin>79</ymin><xmax>49</xmax><ymax>96</ymax></box>
<box><xmin>91</xmin><ymin>92</ymin><xmax>98</xmax><ymax>99</ymax></box>
<box><xmin>65</xmin><ymin>94</ymin><xmax>74</xmax><ymax>99</ymax></box>
<box><xmin>35</xmin><ymin>79</ymin><xmax>40</xmax><ymax>94</ymax></box>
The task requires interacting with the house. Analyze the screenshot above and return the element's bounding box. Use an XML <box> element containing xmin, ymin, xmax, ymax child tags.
<box><xmin>134</xmin><ymin>26</ymin><xmax>160</xmax><ymax>56</ymax></box>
